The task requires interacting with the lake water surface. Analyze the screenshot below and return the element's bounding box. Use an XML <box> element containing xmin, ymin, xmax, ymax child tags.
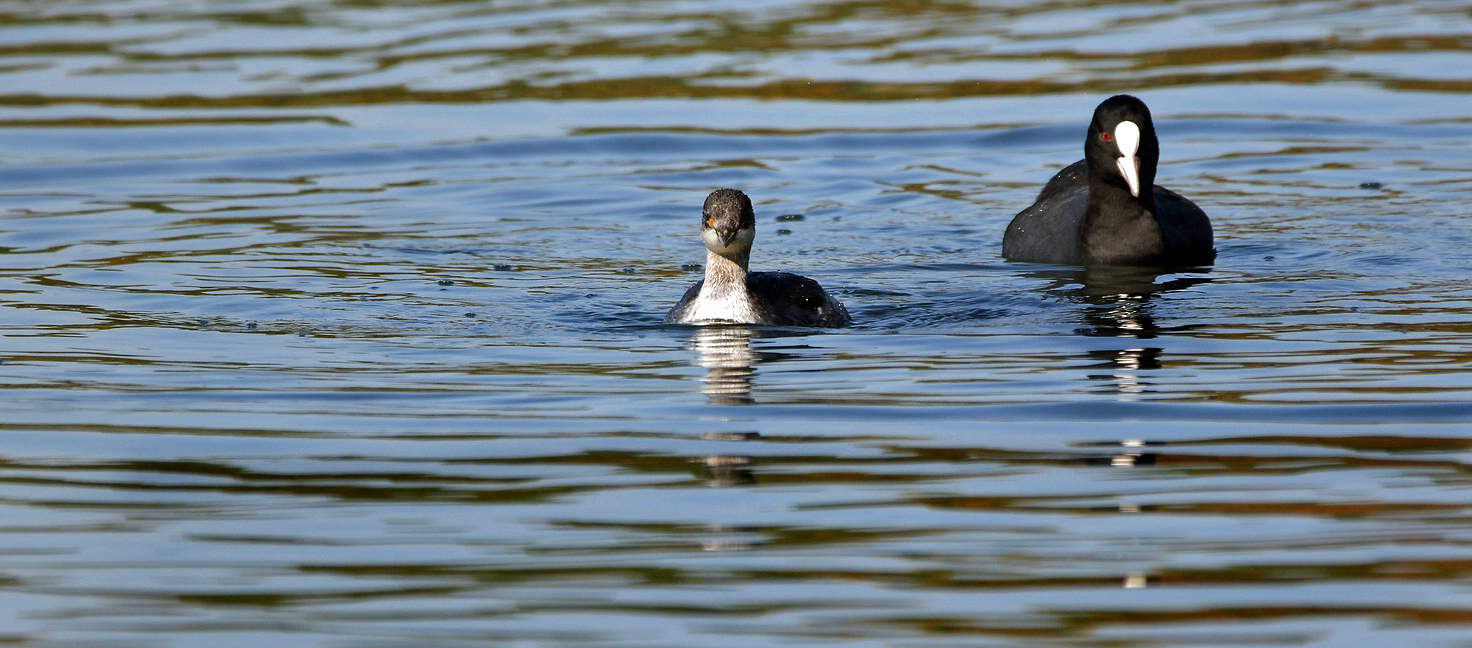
<box><xmin>4</xmin><ymin>1</ymin><xmax>1472</xmax><ymax>646</ymax></box>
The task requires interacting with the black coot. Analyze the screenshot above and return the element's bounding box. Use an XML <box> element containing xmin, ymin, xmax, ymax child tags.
<box><xmin>1002</xmin><ymin>95</ymin><xmax>1214</xmax><ymax>266</ymax></box>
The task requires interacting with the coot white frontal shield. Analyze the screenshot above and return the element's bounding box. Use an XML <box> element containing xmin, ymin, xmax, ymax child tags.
<box><xmin>1114</xmin><ymin>120</ymin><xmax>1142</xmax><ymax>197</ymax></box>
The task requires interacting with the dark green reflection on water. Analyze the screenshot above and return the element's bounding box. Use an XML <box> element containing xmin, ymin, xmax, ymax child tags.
<box><xmin>5</xmin><ymin>0</ymin><xmax>1472</xmax><ymax>113</ymax></box>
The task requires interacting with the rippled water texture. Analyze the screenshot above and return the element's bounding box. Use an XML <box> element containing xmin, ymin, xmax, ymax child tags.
<box><xmin>4</xmin><ymin>1</ymin><xmax>1472</xmax><ymax>646</ymax></box>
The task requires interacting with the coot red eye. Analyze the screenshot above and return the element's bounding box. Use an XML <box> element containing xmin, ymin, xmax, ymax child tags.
<box><xmin>1099</xmin><ymin>131</ymin><xmax>1113</xmax><ymax>142</ymax></box>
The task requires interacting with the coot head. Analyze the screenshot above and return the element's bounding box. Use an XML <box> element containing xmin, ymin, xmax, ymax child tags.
<box><xmin>700</xmin><ymin>188</ymin><xmax>756</xmax><ymax>256</ymax></box>
<box><xmin>1086</xmin><ymin>95</ymin><xmax>1160</xmax><ymax>200</ymax></box>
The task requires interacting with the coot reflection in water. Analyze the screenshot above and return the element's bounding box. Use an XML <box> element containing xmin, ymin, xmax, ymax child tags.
<box><xmin>1025</xmin><ymin>266</ymin><xmax>1215</xmax><ymax>337</ymax></box>
<box><xmin>1018</xmin><ymin>265</ymin><xmax>1215</xmax><ymax>397</ymax></box>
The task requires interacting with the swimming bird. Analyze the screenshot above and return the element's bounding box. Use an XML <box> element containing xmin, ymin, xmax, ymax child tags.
<box><xmin>665</xmin><ymin>188</ymin><xmax>850</xmax><ymax>327</ymax></box>
<box><xmin>1003</xmin><ymin>95</ymin><xmax>1214</xmax><ymax>266</ymax></box>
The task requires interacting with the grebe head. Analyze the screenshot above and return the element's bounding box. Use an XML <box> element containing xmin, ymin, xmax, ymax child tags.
<box><xmin>700</xmin><ymin>188</ymin><xmax>756</xmax><ymax>257</ymax></box>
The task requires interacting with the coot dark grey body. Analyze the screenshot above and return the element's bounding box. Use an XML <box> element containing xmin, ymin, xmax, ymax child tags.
<box><xmin>1003</xmin><ymin>95</ymin><xmax>1214</xmax><ymax>266</ymax></box>
<box><xmin>665</xmin><ymin>188</ymin><xmax>850</xmax><ymax>327</ymax></box>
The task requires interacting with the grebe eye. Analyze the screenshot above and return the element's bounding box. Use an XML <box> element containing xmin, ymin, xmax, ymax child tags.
<box><xmin>1099</xmin><ymin>131</ymin><xmax>1113</xmax><ymax>142</ymax></box>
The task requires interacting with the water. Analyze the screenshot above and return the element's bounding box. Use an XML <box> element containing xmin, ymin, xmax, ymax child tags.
<box><xmin>3</xmin><ymin>0</ymin><xmax>1472</xmax><ymax>646</ymax></box>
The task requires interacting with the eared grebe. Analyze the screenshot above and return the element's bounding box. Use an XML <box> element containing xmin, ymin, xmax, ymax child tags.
<box><xmin>1003</xmin><ymin>95</ymin><xmax>1214</xmax><ymax>266</ymax></box>
<box><xmin>664</xmin><ymin>188</ymin><xmax>850</xmax><ymax>327</ymax></box>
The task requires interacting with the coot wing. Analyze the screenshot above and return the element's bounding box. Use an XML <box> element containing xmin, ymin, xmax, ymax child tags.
<box><xmin>1035</xmin><ymin>159</ymin><xmax>1088</xmax><ymax>203</ymax></box>
<box><xmin>1002</xmin><ymin>160</ymin><xmax>1090</xmax><ymax>264</ymax></box>
<box><xmin>1151</xmin><ymin>187</ymin><xmax>1215</xmax><ymax>266</ymax></box>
